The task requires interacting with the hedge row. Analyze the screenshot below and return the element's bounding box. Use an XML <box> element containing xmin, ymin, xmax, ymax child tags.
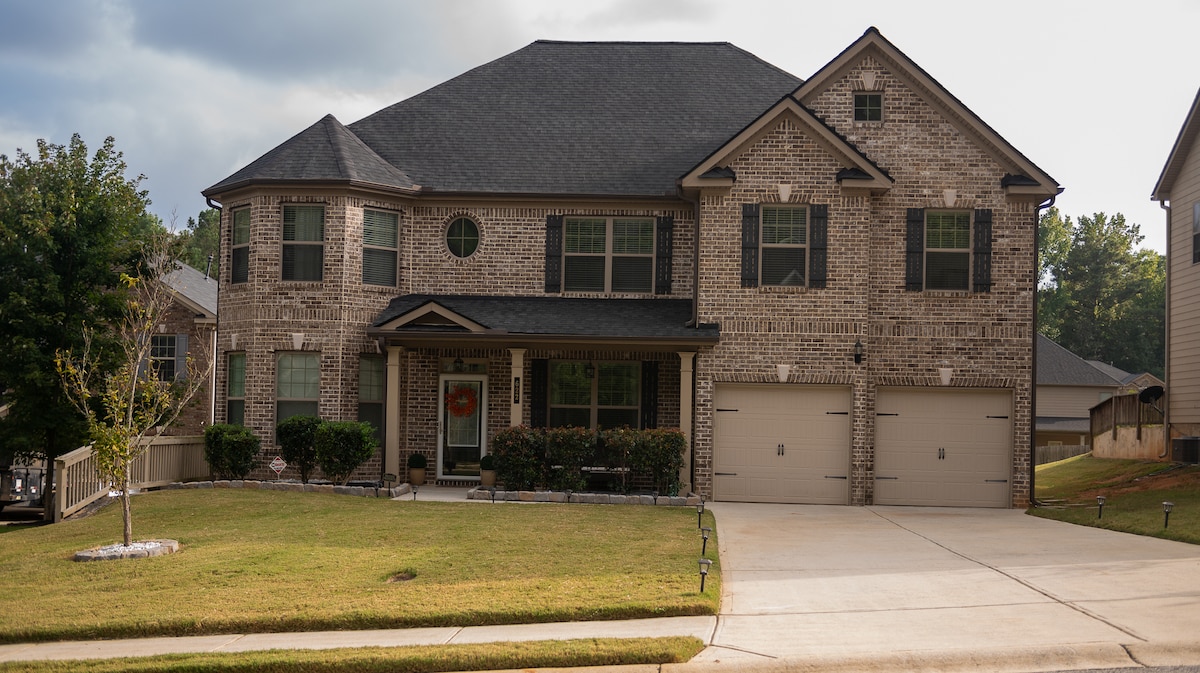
<box><xmin>490</xmin><ymin>426</ymin><xmax>686</xmax><ymax>495</ymax></box>
<box><xmin>204</xmin><ymin>419</ymin><xmax>377</xmax><ymax>485</ymax></box>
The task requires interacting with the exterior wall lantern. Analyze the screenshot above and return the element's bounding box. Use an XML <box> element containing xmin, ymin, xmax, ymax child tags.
<box><xmin>854</xmin><ymin>339</ymin><xmax>863</xmax><ymax>365</ymax></box>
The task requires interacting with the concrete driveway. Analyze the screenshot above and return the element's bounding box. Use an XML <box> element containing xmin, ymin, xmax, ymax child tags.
<box><xmin>694</xmin><ymin>503</ymin><xmax>1200</xmax><ymax>671</ymax></box>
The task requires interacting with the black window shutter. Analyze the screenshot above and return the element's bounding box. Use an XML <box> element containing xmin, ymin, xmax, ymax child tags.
<box><xmin>175</xmin><ymin>334</ymin><xmax>188</xmax><ymax>381</ymax></box>
<box><xmin>640</xmin><ymin>360</ymin><xmax>658</xmax><ymax>429</ymax></box>
<box><xmin>972</xmin><ymin>209</ymin><xmax>993</xmax><ymax>292</ymax></box>
<box><xmin>544</xmin><ymin>215</ymin><xmax>563</xmax><ymax>293</ymax></box>
<box><xmin>741</xmin><ymin>203</ymin><xmax>760</xmax><ymax>287</ymax></box>
<box><xmin>808</xmin><ymin>204</ymin><xmax>828</xmax><ymax>288</ymax></box>
<box><xmin>530</xmin><ymin>359</ymin><xmax>548</xmax><ymax>428</ymax></box>
<box><xmin>905</xmin><ymin>208</ymin><xmax>925</xmax><ymax>291</ymax></box>
<box><xmin>654</xmin><ymin>216</ymin><xmax>674</xmax><ymax>295</ymax></box>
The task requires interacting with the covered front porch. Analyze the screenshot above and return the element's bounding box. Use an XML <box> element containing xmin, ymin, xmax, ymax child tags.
<box><xmin>366</xmin><ymin>295</ymin><xmax>718</xmax><ymax>489</ymax></box>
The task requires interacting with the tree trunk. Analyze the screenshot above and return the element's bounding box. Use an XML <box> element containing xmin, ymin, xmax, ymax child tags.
<box><xmin>122</xmin><ymin>477</ymin><xmax>132</xmax><ymax>547</ymax></box>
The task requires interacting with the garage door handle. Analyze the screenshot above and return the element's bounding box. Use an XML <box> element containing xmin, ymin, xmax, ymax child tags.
<box><xmin>825</xmin><ymin>411</ymin><xmax>848</xmax><ymax>415</ymax></box>
<box><xmin>985</xmin><ymin>479</ymin><xmax>1008</xmax><ymax>483</ymax></box>
<box><xmin>875</xmin><ymin>476</ymin><xmax>899</xmax><ymax>480</ymax></box>
<box><xmin>715</xmin><ymin>472</ymin><xmax>738</xmax><ymax>476</ymax></box>
<box><xmin>824</xmin><ymin>475</ymin><xmax>847</xmax><ymax>479</ymax></box>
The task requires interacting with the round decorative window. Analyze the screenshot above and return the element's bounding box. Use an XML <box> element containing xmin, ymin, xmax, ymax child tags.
<box><xmin>446</xmin><ymin>217</ymin><xmax>480</xmax><ymax>258</ymax></box>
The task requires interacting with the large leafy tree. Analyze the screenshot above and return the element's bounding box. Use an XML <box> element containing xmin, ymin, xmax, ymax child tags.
<box><xmin>177</xmin><ymin>208</ymin><xmax>220</xmax><ymax>276</ymax></box>
<box><xmin>0</xmin><ymin>135</ymin><xmax>153</xmax><ymax>482</ymax></box>
<box><xmin>1038</xmin><ymin>208</ymin><xmax>1164</xmax><ymax>377</ymax></box>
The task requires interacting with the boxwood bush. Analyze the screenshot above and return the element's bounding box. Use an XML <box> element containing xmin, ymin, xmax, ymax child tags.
<box><xmin>275</xmin><ymin>415</ymin><xmax>322</xmax><ymax>483</ymax></box>
<box><xmin>545</xmin><ymin>426</ymin><xmax>593</xmax><ymax>491</ymax></box>
<box><xmin>490</xmin><ymin>426</ymin><xmax>544</xmax><ymax>490</ymax></box>
<box><xmin>203</xmin><ymin>424</ymin><xmax>261</xmax><ymax>480</ymax></box>
<box><xmin>315</xmin><ymin>421</ymin><xmax>378</xmax><ymax>485</ymax></box>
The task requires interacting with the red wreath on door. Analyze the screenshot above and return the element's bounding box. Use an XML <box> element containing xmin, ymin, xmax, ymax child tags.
<box><xmin>445</xmin><ymin>384</ymin><xmax>478</xmax><ymax>418</ymax></box>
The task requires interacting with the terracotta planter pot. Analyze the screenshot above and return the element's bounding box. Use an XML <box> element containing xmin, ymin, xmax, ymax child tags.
<box><xmin>409</xmin><ymin>467</ymin><xmax>426</xmax><ymax>486</ymax></box>
<box><xmin>480</xmin><ymin>469</ymin><xmax>497</xmax><ymax>487</ymax></box>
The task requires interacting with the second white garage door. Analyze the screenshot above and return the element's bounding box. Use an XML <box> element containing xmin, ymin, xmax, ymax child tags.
<box><xmin>713</xmin><ymin>384</ymin><xmax>851</xmax><ymax>504</ymax></box>
<box><xmin>874</xmin><ymin>388</ymin><xmax>1013</xmax><ymax>508</ymax></box>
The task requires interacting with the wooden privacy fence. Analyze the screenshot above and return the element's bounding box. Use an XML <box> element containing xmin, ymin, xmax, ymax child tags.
<box><xmin>1035</xmin><ymin>444</ymin><xmax>1091</xmax><ymax>465</ymax></box>
<box><xmin>54</xmin><ymin>435</ymin><xmax>208</xmax><ymax>522</ymax></box>
<box><xmin>1091</xmin><ymin>394</ymin><xmax>1164</xmax><ymax>440</ymax></box>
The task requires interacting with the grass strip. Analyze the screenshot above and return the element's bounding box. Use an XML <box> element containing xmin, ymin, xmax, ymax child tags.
<box><xmin>1030</xmin><ymin>454</ymin><xmax>1200</xmax><ymax>544</ymax></box>
<box><xmin>0</xmin><ymin>636</ymin><xmax>705</xmax><ymax>673</ymax></box>
<box><xmin>0</xmin><ymin>489</ymin><xmax>719</xmax><ymax>643</ymax></box>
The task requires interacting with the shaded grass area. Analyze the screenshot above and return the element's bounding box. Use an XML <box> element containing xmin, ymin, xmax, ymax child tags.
<box><xmin>0</xmin><ymin>489</ymin><xmax>719</xmax><ymax>643</ymax></box>
<box><xmin>1030</xmin><ymin>454</ymin><xmax>1200</xmax><ymax>544</ymax></box>
<box><xmin>0</xmin><ymin>636</ymin><xmax>705</xmax><ymax>673</ymax></box>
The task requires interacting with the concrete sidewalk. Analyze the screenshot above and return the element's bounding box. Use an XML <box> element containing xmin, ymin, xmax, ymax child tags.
<box><xmin>4</xmin><ymin>500</ymin><xmax>1200</xmax><ymax>672</ymax></box>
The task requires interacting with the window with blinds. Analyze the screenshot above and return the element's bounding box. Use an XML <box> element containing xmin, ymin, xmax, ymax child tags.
<box><xmin>563</xmin><ymin>217</ymin><xmax>653</xmax><ymax>293</ymax></box>
<box><xmin>761</xmin><ymin>207</ymin><xmax>808</xmax><ymax>286</ymax></box>
<box><xmin>277</xmin><ymin>352</ymin><xmax>320</xmax><ymax>423</ymax></box>
<box><xmin>232</xmin><ymin>208</ymin><xmax>250</xmax><ymax>284</ymax></box>
<box><xmin>282</xmin><ymin>205</ymin><xmax>324</xmax><ymax>281</ymax></box>
<box><xmin>362</xmin><ymin>209</ymin><xmax>398</xmax><ymax>286</ymax></box>
<box><xmin>925</xmin><ymin>211</ymin><xmax>971</xmax><ymax>291</ymax></box>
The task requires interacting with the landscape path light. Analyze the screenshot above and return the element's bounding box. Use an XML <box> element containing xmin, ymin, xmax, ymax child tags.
<box><xmin>489</xmin><ymin>486</ymin><xmax>497</xmax><ymax>504</ymax></box>
<box><xmin>701</xmin><ymin>526</ymin><xmax>711</xmax><ymax>556</ymax></box>
<box><xmin>412</xmin><ymin>483</ymin><xmax>419</xmax><ymax>501</ymax></box>
<box><xmin>698</xmin><ymin>558</ymin><xmax>713</xmax><ymax>593</ymax></box>
<box><xmin>1097</xmin><ymin>495</ymin><xmax>1106</xmax><ymax>519</ymax></box>
<box><xmin>1164</xmin><ymin>501</ymin><xmax>1174</xmax><ymax>529</ymax></box>
<box><xmin>697</xmin><ymin>497</ymin><xmax>705</xmax><ymax>529</ymax></box>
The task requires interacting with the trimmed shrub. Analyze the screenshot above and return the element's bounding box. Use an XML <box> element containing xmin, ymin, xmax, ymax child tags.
<box><xmin>479</xmin><ymin>453</ymin><xmax>496</xmax><ymax>471</ymax></box>
<box><xmin>407</xmin><ymin>452</ymin><xmax>427</xmax><ymax>469</ymax></box>
<box><xmin>545</xmin><ymin>426</ymin><xmax>592</xmax><ymax>491</ymax></box>
<box><xmin>203</xmin><ymin>424</ymin><xmax>261</xmax><ymax>480</ymax></box>
<box><xmin>275</xmin><ymin>415</ymin><xmax>322</xmax><ymax>483</ymax></box>
<box><xmin>631</xmin><ymin>428</ymin><xmax>686</xmax><ymax>496</ymax></box>
<box><xmin>599</xmin><ymin>426</ymin><xmax>638</xmax><ymax>493</ymax></box>
<box><xmin>315</xmin><ymin>421</ymin><xmax>378</xmax><ymax>486</ymax></box>
<box><xmin>490</xmin><ymin>426</ymin><xmax>545</xmax><ymax>490</ymax></box>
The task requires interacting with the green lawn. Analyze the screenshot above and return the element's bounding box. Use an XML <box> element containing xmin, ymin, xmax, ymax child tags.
<box><xmin>0</xmin><ymin>637</ymin><xmax>706</xmax><ymax>673</ymax></box>
<box><xmin>0</xmin><ymin>489</ymin><xmax>719</xmax><ymax>644</ymax></box>
<box><xmin>1029</xmin><ymin>454</ymin><xmax>1200</xmax><ymax>544</ymax></box>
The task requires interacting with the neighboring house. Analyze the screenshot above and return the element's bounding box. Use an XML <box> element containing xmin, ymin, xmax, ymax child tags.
<box><xmin>1153</xmin><ymin>84</ymin><xmax>1200</xmax><ymax>448</ymax></box>
<box><xmin>1085</xmin><ymin>360</ymin><xmax>1163</xmax><ymax>396</ymax></box>
<box><xmin>1035</xmin><ymin>335</ymin><xmax>1121</xmax><ymax>448</ymax></box>
<box><xmin>202</xmin><ymin>28</ymin><xmax>1060</xmax><ymax>507</ymax></box>
<box><xmin>158</xmin><ymin>261</ymin><xmax>218</xmax><ymax>434</ymax></box>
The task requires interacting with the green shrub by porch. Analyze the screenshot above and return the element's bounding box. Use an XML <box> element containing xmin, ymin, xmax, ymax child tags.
<box><xmin>491</xmin><ymin>425</ymin><xmax>544</xmax><ymax>490</ymax></box>
<box><xmin>276</xmin><ymin>415</ymin><xmax>322</xmax><ymax>483</ymax></box>
<box><xmin>546</xmin><ymin>426</ymin><xmax>593</xmax><ymax>491</ymax></box>
<box><xmin>634</xmin><ymin>428</ymin><xmax>686</xmax><ymax>496</ymax></box>
<box><xmin>203</xmin><ymin>424</ymin><xmax>261</xmax><ymax>480</ymax></box>
<box><xmin>491</xmin><ymin>426</ymin><xmax>686</xmax><ymax>494</ymax></box>
<box><xmin>315</xmin><ymin>421</ymin><xmax>378</xmax><ymax>485</ymax></box>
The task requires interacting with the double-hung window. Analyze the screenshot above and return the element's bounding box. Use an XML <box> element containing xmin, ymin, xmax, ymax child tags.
<box><xmin>282</xmin><ymin>205</ymin><xmax>324</xmax><ymax>281</ymax></box>
<box><xmin>563</xmin><ymin>217</ymin><xmax>654</xmax><ymax>293</ymax></box>
<box><xmin>227</xmin><ymin>352</ymin><xmax>245</xmax><ymax>425</ymax></box>
<box><xmin>760</xmin><ymin>207</ymin><xmax>808</xmax><ymax>286</ymax></box>
<box><xmin>362</xmin><ymin>208</ymin><xmax>398</xmax><ymax>286</ymax></box>
<box><xmin>231</xmin><ymin>208</ymin><xmax>250</xmax><ymax>284</ymax></box>
<box><xmin>150</xmin><ymin>335</ymin><xmax>178</xmax><ymax>381</ymax></box>
<box><xmin>276</xmin><ymin>352</ymin><xmax>320</xmax><ymax>423</ymax></box>
<box><xmin>905</xmin><ymin>208</ymin><xmax>992</xmax><ymax>292</ymax></box>
<box><xmin>548</xmin><ymin>361</ymin><xmax>641</xmax><ymax>429</ymax></box>
<box><xmin>358</xmin><ymin>356</ymin><xmax>385</xmax><ymax>444</ymax></box>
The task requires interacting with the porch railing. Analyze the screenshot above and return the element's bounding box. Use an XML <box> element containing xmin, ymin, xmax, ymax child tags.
<box><xmin>53</xmin><ymin>435</ymin><xmax>208</xmax><ymax>522</ymax></box>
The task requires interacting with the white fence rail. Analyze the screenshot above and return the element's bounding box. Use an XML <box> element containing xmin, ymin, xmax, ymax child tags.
<box><xmin>54</xmin><ymin>436</ymin><xmax>207</xmax><ymax>522</ymax></box>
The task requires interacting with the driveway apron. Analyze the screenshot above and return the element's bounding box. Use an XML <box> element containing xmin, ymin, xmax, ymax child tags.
<box><xmin>699</xmin><ymin>503</ymin><xmax>1200</xmax><ymax>667</ymax></box>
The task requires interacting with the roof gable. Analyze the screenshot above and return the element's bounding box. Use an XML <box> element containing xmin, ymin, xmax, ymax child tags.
<box><xmin>160</xmin><ymin>261</ymin><xmax>217</xmax><ymax>319</ymax></box>
<box><xmin>681</xmin><ymin>95</ymin><xmax>892</xmax><ymax>194</ymax></box>
<box><xmin>1153</xmin><ymin>85</ymin><xmax>1200</xmax><ymax>201</ymax></box>
<box><xmin>796</xmin><ymin>28</ymin><xmax>1059</xmax><ymax>202</ymax></box>
<box><xmin>1037</xmin><ymin>334</ymin><xmax>1121</xmax><ymax>386</ymax></box>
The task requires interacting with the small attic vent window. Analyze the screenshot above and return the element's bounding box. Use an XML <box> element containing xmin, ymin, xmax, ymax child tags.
<box><xmin>854</xmin><ymin>93</ymin><xmax>882</xmax><ymax>122</ymax></box>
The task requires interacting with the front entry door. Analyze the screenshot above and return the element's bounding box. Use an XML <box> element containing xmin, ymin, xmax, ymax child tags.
<box><xmin>438</xmin><ymin>375</ymin><xmax>487</xmax><ymax>480</ymax></box>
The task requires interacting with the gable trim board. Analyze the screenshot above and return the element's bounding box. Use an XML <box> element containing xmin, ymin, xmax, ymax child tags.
<box><xmin>202</xmin><ymin>29</ymin><xmax>1055</xmax><ymax>507</ymax></box>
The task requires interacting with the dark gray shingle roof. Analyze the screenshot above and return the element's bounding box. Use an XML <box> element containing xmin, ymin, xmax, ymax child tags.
<box><xmin>372</xmin><ymin>295</ymin><xmax>717</xmax><ymax>341</ymax></box>
<box><xmin>161</xmin><ymin>261</ymin><xmax>217</xmax><ymax>317</ymax></box>
<box><xmin>1037</xmin><ymin>334</ymin><xmax>1120</xmax><ymax>386</ymax></box>
<box><xmin>206</xmin><ymin>41</ymin><xmax>803</xmax><ymax>197</ymax></box>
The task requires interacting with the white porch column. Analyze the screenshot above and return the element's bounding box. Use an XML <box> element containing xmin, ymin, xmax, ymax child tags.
<box><xmin>678</xmin><ymin>351</ymin><xmax>696</xmax><ymax>495</ymax></box>
<box><xmin>384</xmin><ymin>346</ymin><xmax>404</xmax><ymax>478</ymax></box>
<box><xmin>508</xmin><ymin>348</ymin><xmax>526</xmax><ymax>427</ymax></box>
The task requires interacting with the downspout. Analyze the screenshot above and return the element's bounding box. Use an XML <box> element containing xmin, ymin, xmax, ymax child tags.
<box><xmin>1160</xmin><ymin>199</ymin><xmax>1172</xmax><ymax>458</ymax></box>
<box><xmin>1030</xmin><ymin>191</ymin><xmax>1059</xmax><ymax>507</ymax></box>
<box><xmin>680</xmin><ymin>189</ymin><xmax>703</xmax><ymax>494</ymax></box>
<box><xmin>206</xmin><ymin>197</ymin><xmax>223</xmax><ymax>428</ymax></box>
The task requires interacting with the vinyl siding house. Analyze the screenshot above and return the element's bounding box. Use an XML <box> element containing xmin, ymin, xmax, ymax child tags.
<box><xmin>1154</xmin><ymin>85</ymin><xmax>1200</xmax><ymax>447</ymax></box>
<box><xmin>202</xmin><ymin>28</ymin><xmax>1060</xmax><ymax>507</ymax></box>
<box><xmin>1035</xmin><ymin>334</ymin><xmax>1121</xmax><ymax>449</ymax></box>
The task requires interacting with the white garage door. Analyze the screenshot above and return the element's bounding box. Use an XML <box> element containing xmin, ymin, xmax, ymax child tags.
<box><xmin>713</xmin><ymin>384</ymin><xmax>851</xmax><ymax>504</ymax></box>
<box><xmin>875</xmin><ymin>388</ymin><xmax>1012</xmax><ymax>508</ymax></box>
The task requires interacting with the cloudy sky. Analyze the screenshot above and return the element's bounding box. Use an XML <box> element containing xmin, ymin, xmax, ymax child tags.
<box><xmin>1</xmin><ymin>0</ymin><xmax>1194</xmax><ymax>252</ymax></box>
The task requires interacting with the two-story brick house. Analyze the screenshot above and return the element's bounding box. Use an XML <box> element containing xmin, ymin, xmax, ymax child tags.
<box><xmin>202</xmin><ymin>28</ymin><xmax>1059</xmax><ymax>507</ymax></box>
